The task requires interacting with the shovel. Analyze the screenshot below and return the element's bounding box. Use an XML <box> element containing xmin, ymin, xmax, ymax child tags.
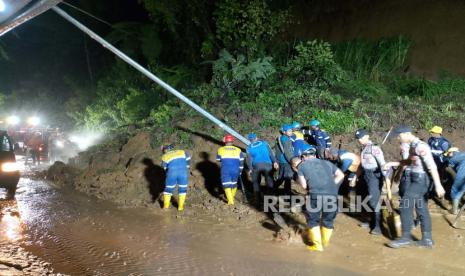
<box><xmin>382</xmin><ymin>175</ymin><xmax>402</xmax><ymax>239</ymax></box>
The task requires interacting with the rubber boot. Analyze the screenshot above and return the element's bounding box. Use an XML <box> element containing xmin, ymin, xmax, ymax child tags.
<box><xmin>163</xmin><ymin>194</ymin><xmax>171</xmax><ymax>209</ymax></box>
<box><xmin>178</xmin><ymin>194</ymin><xmax>186</xmax><ymax>211</ymax></box>
<box><xmin>370</xmin><ymin>212</ymin><xmax>382</xmax><ymax>235</ymax></box>
<box><xmin>232</xmin><ymin>187</ymin><xmax>238</xmax><ymax>198</ymax></box>
<box><xmin>451</xmin><ymin>199</ymin><xmax>459</xmax><ymax>215</ymax></box>
<box><xmin>225</xmin><ymin>188</ymin><xmax>234</xmax><ymax>205</ymax></box>
<box><xmin>321</xmin><ymin>227</ymin><xmax>333</xmax><ymax>248</ymax></box>
<box><xmin>387</xmin><ymin>232</ymin><xmax>413</xmax><ymax>249</ymax></box>
<box><xmin>416</xmin><ymin>232</ymin><xmax>434</xmax><ymax>248</ymax></box>
<box><xmin>307</xmin><ymin>227</ymin><xmax>324</xmax><ymax>252</ymax></box>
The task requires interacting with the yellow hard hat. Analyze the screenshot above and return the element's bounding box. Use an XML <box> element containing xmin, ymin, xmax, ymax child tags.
<box><xmin>444</xmin><ymin>147</ymin><xmax>459</xmax><ymax>156</ymax></box>
<box><xmin>429</xmin><ymin>126</ymin><xmax>442</xmax><ymax>134</ymax></box>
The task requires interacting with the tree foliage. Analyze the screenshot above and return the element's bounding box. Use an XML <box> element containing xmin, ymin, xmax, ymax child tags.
<box><xmin>214</xmin><ymin>0</ymin><xmax>289</xmax><ymax>59</ymax></box>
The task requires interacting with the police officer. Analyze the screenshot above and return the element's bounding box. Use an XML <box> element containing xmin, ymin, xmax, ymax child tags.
<box><xmin>444</xmin><ymin>147</ymin><xmax>465</xmax><ymax>214</ymax></box>
<box><xmin>296</xmin><ymin>145</ymin><xmax>345</xmax><ymax>251</ymax></box>
<box><xmin>328</xmin><ymin>148</ymin><xmax>361</xmax><ymax>190</ymax></box>
<box><xmin>246</xmin><ymin>133</ymin><xmax>279</xmax><ymax>201</ymax></box>
<box><xmin>302</xmin><ymin>120</ymin><xmax>332</xmax><ymax>159</ymax></box>
<box><xmin>161</xmin><ymin>144</ymin><xmax>190</xmax><ymax>211</ymax></box>
<box><xmin>387</xmin><ymin>126</ymin><xmax>445</xmax><ymax>248</ymax></box>
<box><xmin>428</xmin><ymin>126</ymin><xmax>451</xmax><ymax>180</ymax></box>
<box><xmin>275</xmin><ymin>124</ymin><xmax>294</xmax><ymax>194</ymax></box>
<box><xmin>217</xmin><ymin>134</ymin><xmax>245</xmax><ymax>205</ymax></box>
<box><xmin>355</xmin><ymin>129</ymin><xmax>386</xmax><ymax>235</ymax></box>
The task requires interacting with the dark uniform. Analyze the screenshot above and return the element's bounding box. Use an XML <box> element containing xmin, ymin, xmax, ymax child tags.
<box><xmin>302</xmin><ymin>128</ymin><xmax>332</xmax><ymax>159</ymax></box>
<box><xmin>428</xmin><ymin>136</ymin><xmax>450</xmax><ymax>181</ymax></box>
<box><xmin>298</xmin><ymin>157</ymin><xmax>342</xmax><ymax>251</ymax></box>
<box><xmin>275</xmin><ymin>134</ymin><xmax>294</xmax><ymax>194</ymax></box>
<box><xmin>428</xmin><ymin>136</ymin><xmax>450</xmax><ymax>167</ymax></box>
<box><xmin>360</xmin><ymin>140</ymin><xmax>386</xmax><ymax>234</ymax></box>
<box><xmin>298</xmin><ymin>158</ymin><xmax>341</xmax><ymax>229</ymax></box>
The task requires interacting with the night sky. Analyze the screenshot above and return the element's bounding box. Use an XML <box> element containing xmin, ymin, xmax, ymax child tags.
<box><xmin>0</xmin><ymin>0</ymin><xmax>147</xmax><ymax>96</ymax></box>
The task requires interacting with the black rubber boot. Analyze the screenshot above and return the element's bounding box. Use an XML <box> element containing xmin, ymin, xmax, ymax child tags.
<box><xmin>416</xmin><ymin>232</ymin><xmax>434</xmax><ymax>248</ymax></box>
<box><xmin>387</xmin><ymin>232</ymin><xmax>413</xmax><ymax>249</ymax></box>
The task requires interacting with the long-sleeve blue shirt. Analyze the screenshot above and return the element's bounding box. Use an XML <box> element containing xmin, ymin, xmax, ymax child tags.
<box><xmin>246</xmin><ymin>140</ymin><xmax>276</xmax><ymax>167</ymax></box>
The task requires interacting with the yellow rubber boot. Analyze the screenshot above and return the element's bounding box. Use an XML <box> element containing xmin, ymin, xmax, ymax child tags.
<box><xmin>224</xmin><ymin>188</ymin><xmax>234</xmax><ymax>205</ymax></box>
<box><xmin>321</xmin><ymin>227</ymin><xmax>333</xmax><ymax>248</ymax></box>
<box><xmin>163</xmin><ymin>194</ymin><xmax>171</xmax><ymax>209</ymax></box>
<box><xmin>178</xmin><ymin>194</ymin><xmax>186</xmax><ymax>211</ymax></box>
<box><xmin>307</xmin><ymin>227</ymin><xmax>324</xmax><ymax>251</ymax></box>
<box><xmin>231</xmin><ymin>187</ymin><xmax>238</xmax><ymax>198</ymax></box>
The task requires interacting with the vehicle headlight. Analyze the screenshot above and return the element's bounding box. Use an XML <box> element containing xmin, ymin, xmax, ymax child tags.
<box><xmin>2</xmin><ymin>162</ymin><xmax>19</xmax><ymax>172</ymax></box>
<box><xmin>56</xmin><ymin>141</ymin><xmax>64</xmax><ymax>148</ymax></box>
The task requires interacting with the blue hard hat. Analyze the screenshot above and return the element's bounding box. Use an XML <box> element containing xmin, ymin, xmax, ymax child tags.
<box><xmin>301</xmin><ymin>144</ymin><xmax>316</xmax><ymax>156</ymax></box>
<box><xmin>281</xmin><ymin>124</ymin><xmax>293</xmax><ymax>132</ymax></box>
<box><xmin>291</xmin><ymin>121</ymin><xmax>301</xmax><ymax>129</ymax></box>
<box><xmin>248</xmin><ymin>133</ymin><xmax>257</xmax><ymax>140</ymax></box>
<box><xmin>309</xmin><ymin>120</ymin><xmax>320</xmax><ymax>127</ymax></box>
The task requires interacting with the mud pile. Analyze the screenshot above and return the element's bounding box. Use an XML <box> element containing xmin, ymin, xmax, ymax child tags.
<box><xmin>45</xmin><ymin>131</ymin><xmax>266</xmax><ymax>223</ymax></box>
<box><xmin>45</xmin><ymin>127</ymin><xmax>465</xmax><ymax>226</ymax></box>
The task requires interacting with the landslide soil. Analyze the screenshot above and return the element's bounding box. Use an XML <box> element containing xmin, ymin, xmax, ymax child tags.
<box><xmin>43</xmin><ymin>126</ymin><xmax>465</xmax><ymax>275</ymax></box>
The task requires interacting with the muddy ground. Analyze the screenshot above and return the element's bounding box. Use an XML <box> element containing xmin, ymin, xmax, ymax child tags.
<box><xmin>40</xmin><ymin>127</ymin><xmax>465</xmax><ymax>275</ymax></box>
<box><xmin>0</xmin><ymin>200</ymin><xmax>60</xmax><ymax>275</ymax></box>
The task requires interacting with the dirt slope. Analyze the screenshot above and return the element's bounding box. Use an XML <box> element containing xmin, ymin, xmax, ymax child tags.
<box><xmin>291</xmin><ymin>0</ymin><xmax>465</xmax><ymax>78</ymax></box>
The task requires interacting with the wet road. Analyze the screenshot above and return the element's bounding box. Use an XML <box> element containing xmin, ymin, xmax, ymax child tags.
<box><xmin>1</xmin><ymin>177</ymin><xmax>355</xmax><ymax>275</ymax></box>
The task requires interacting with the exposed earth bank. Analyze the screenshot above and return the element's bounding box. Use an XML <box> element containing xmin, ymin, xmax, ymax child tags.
<box><xmin>46</xmin><ymin>127</ymin><xmax>465</xmax><ymax>210</ymax></box>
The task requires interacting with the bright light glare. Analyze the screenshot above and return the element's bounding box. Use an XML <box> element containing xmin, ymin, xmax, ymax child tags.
<box><xmin>55</xmin><ymin>140</ymin><xmax>64</xmax><ymax>148</ymax></box>
<box><xmin>6</xmin><ymin>116</ymin><xmax>20</xmax><ymax>125</ymax></box>
<box><xmin>0</xmin><ymin>1</ymin><xmax>5</xmax><ymax>12</ymax></box>
<box><xmin>69</xmin><ymin>132</ymin><xmax>103</xmax><ymax>151</ymax></box>
<box><xmin>0</xmin><ymin>213</ymin><xmax>22</xmax><ymax>242</ymax></box>
<box><xmin>2</xmin><ymin>162</ymin><xmax>19</xmax><ymax>172</ymax></box>
<box><xmin>27</xmin><ymin>116</ymin><xmax>40</xmax><ymax>126</ymax></box>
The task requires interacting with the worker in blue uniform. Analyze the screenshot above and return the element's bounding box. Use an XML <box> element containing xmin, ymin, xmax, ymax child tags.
<box><xmin>275</xmin><ymin>124</ymin><xmax>294</xmax><ymax>194</ymax></box>
<box><xmin>246</xmin><ymin>133</ymin><xmax>279</xmax><ymax>200</ymax></box>
<box><xmin>302</xmin><ymin>120</ymin><xmax>332</xmax><ymax>159</ymax></box>
<box><xmin>216</xmin><ymin>134</ymin><xmax>245</xmax><ymax>205</ymax></box>
<box><xmin>161</xmin><ymin>144</ymin><xmax>190</xmax><ymax>211</ymax></box>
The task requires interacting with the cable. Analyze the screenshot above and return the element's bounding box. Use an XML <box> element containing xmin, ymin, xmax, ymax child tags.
<box><xmin>61</xmin><ymin>1</ymin><xmax>113</xmax><ymax>28</ymax></box>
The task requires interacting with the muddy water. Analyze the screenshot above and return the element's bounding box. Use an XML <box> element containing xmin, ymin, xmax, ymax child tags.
<box><xmin>6</xmin><ymin>178</ymin><xmax>355</xmax><ymax>275</ymax></box>
<box><xmin>3</xmin><ymin>177</ymin><xmax>465</xmax><ymax>275</ymax></box>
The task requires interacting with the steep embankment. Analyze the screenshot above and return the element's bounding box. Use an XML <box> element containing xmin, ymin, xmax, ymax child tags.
<box><xmin>291</xmin><ymin>0</ymin><xmax>465</xmax><ymax>78</ymax></box>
